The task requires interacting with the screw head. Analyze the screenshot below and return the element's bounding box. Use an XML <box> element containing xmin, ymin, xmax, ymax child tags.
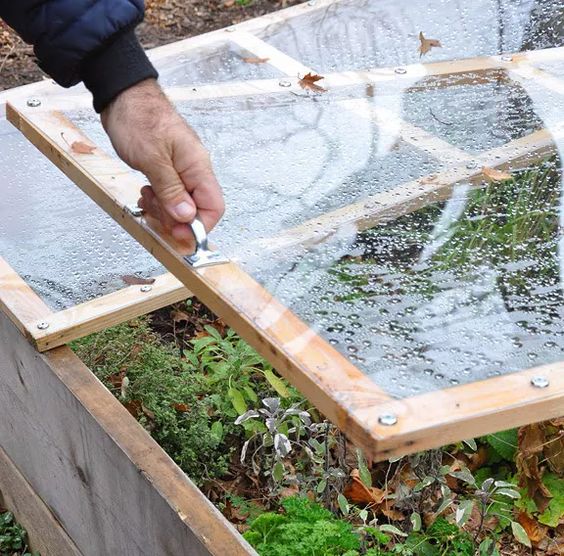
<box><xmin>378</xmin><ymin>413</ymin><xmax>398</xmax><ymax>426</ymax></box>
<box><xmin>37</xmin><ymin>321</ymin><xmax>50</xmax><ymax>330</ymax></box>
<box><xmin>140</xmin><ymin>285</ymin><xmax>153</xmax><ymax>293</ymax></box>
<box><xmin>27</xmin><ymin>97</ymin><xmax>41</xmax><ymax>107</ymax></box>
<box><xmin>394</xmin><ymin>67</ymin><xmax>407</xmax><ymax>75</ymax></box>
<box><xmin>500</xmin><ymin>55</ymin><xmax>513</xmax><ymax>62</ymax></box>
<box><xmin>530</xmin><ymin>376</ymin><xmax>550</xmax><ymax>388</ymax></box>
<box><xmin>278</xmin><ymin>79</ymin><xmax>292</xmax><ymax>88</ymax></box>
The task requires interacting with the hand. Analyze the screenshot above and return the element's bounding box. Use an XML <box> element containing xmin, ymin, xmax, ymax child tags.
<box><xmin>101</xmin><ymin>78</ymin><xmax>224</xmax><ymax>241</ymax></box>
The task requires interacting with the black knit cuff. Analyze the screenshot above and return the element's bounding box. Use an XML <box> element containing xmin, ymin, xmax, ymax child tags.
<box><xmin>81</xmin><ymin>30</ymin><xmax>158</xmax><ymax>113</ymax></box>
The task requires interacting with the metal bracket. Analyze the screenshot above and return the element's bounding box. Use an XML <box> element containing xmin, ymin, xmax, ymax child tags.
<box><xmin>184</xmin><ymin>216</ymin><xmax>229</xmax><ymax>269</ymax></box>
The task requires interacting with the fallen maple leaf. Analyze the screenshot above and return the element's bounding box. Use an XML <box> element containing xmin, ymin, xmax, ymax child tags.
<box><xmin>121</xmin><ymin>275</ymin><xmax>156</xmax><ymax>286</ymax></box>
<box><xmin>298</xmin><ymin>72</ymin><xmax>327</xmax><ymax>93</ymax></box>
<box><xmin>419</xmin><ymin>32</ymin><xmax>442</xmax><ymax>57</ymax></box>
<box><xmin>242</xmin><ymin>56</ymin><xmax>270</xmax><ymax>64</ymax></box>
<box><xmin>71</xmin><ymin>140</ymin><xmax>96</xmax><ymax>154</ymax></box>
<box><xmin>172</xmin><ymin>402</ymin><xmax>190</xmax><ymax>412</ymax></box>
<box><xmin>482</xmin><ymin>166</ymin><xmax>512</xmax><ymax>181</ymax></box>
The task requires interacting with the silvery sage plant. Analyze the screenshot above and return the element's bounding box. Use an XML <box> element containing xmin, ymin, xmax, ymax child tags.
<box><xmin>235</xmin><ymin>397</ymin><xmax>326</xmax><ymax>484</ymax></box>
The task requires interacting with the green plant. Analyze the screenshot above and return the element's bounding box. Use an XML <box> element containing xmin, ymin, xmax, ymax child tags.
<box><xmin>188</xmin><ymin>327</ymin><xmax>302</xmax><ymax>421</ymax></box>
<box><xmin>72</xmin><ymin>318</ymin><xmax>297</xmax><ymax>485</ymax></box>
<box><xmin>0</xmin><ymin>511</ymin><xmax>38</xmax><ymax>556</ymax></box>
<box><xmin>483</xmin><ymin>429</ymin><xmax>518</xmax><ymax>462</ymax></box>
<box><xmin>243</xmin><ymin>496</ymin><xmax>361</xmax><ymax>556</ymax></box>
<box><xmin>516</xmin><ymin>472</ymin><xmax>564</xmax><ymax>527</ymax></box>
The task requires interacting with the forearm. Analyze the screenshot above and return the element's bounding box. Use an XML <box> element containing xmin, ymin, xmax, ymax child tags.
<box><xmin>0</xmin><ymin>0</ymin><xmax>156</xmax><ymax>111</ymax></box>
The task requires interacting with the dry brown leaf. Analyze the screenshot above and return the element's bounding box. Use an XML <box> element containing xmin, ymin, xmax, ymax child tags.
<box><xmin>124</xmin><ymin>399</ymin><xmax>142</xmax><ymax>418</ymax></box>
<box><xmin>482</xmin><ymin>166</ymin><xmax>512</xmax><ymax>182</ymax></box>
<box><xmin>279</xmin><ymin>485</ymin><xmax>300</xmax><ymax>498</ymax></box>
<box><xmin>517</xmin><ymin>512</ymin><xmax>547</xmax><ymax>544</ymax></box>
<box><xmin>121</xmin><ymin>275</ymin><xmax>156</xmax><ymax>286</ymax></box>
<box><xmin>172</xmin><ymin>402</ymin><xmax>190</xmax><ymax>412</ymax></box>
<box><xmin>242</xmin><ymin>56</ymin><xmax>270</xmax><ymax>64</ymax></box>
<box><xmin>107</xmin><ymin>369</ymin><xmax>126</xmax><ymax>389</ymax></box>
<box><xmin>344</xmin><ymin>469</ymin><xmax>387</xmax><ymax>506</ymax></box>
<box><xmin>171</xmin><ymin>310</ymin><xmax>190</xmax><ymax>323</ymax></box>
<box><xmin>71</xmin><ymin>140</ymin><xmax>96</xmax><ymax>154</ymax></box>
<box><xmin>516</xmin><ymin>424</ymin><xmax>554</xmax><ymax>513</ymax></box>
<box><xmin>223</xmin><ymin>0</ymin><xmax>235</xmax><ymax>6</ymax></box>
<box><xmin>544</xmin><ymin>419</ymin><xmax>564</xmax><ymax>474</ymax></box>
<box><xmin>298</xmin><ymin>72</ymin><xmax>327</xmax><ymax>93</ymax></box>
<box><xmin>381</xmin><ymin>503</ymin><xmax>405</xmax><ymax>521</ymax></box>
<box><xmin>468</xmin><ymin>445</ymin><xmax>490</xmax><ymax>472</ymax></box>
<box><xmin>419</xmin><ymin>32</ymin><xmax>442</xmax><ymax>57</ymax></box>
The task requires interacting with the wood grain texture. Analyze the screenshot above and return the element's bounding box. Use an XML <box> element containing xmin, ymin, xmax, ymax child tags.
<box><xmin>31</xmin><ymin>272</ymin><xmax>191</xmax><ymax>352</ymax></box>
<box><xmin>0</xmin><ymin>446</ymin><xmax>82</xmax><ymax>556</ymax></box>
<box><xmin>0</xmin><ymin>310</ymin><xmax>254</xmax><ymax>555</ymax></box>
<box><xmin>355</xmin><ymin>363</ymin><xmax>564</xmax><ymax>460</ymax></box>
<box><xmin>0</xmin><ymin>257</ymin><xmax>52</xmax><ymax>339</ymax></box>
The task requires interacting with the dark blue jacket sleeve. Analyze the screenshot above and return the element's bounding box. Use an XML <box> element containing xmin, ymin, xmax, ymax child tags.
<box><xmin>0</xmin><ymin>0</ymin><xmax>158</xmax><ymax>112</ymax></box>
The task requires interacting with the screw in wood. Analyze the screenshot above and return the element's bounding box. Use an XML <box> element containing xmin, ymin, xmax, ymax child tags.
<box><xmin>530</xmin><ymin>376</ymin><xmax>549</xmax><ymax>388</ymax></box>
<box><xmin>140</xmin><ymin>285</ymin><xmax>153</xmax><ymax>293</ymax></box>
<box><xmin>394</xmin><ymin>67</ymin><xmax>407</xmax><ymax>74</ymax></box>
<box><xmin>37</xmin><ymin>321</ymin><xmax>50</xmax><ymax>330</ymax></box>
<box><xmin>279</xmin><ymin>79</ymin><xmax>292</xmax><ymax>88</ymax></box>
<box><xmin>378</xmin><ymin>413</ymin><xmax>398</xmax><ymax>426</ymax></box>
<box><xmin>26</xmin><ymin>98</ymin><xmax>41</xmax><ymax>107</ymax></box>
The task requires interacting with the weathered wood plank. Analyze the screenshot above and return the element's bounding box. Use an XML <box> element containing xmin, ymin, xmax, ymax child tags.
<box><xmin>0</xmin><ymin>310</ymin><xmax>254</xmax><ymax>555</ymax></box>
<box><xmin>31</xmin><ymin>272</ymin><xmax>191</xmax><ymax>352</ymax></box>
<box><xmin>0</xmin><ymin>446</ymin><xmax>82</xmax><ymax>556</ymax></box>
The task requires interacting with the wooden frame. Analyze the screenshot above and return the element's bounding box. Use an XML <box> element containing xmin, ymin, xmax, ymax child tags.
<box><xmin>0</xmin><ymin>256</ymin><xmax>190</xmax><ymax>351</ymax></box>
<box><xmin>6</xmin><ymin>42</ymin><xmax>564</xmax><ymax>462</ymax></box>
<box><xmin>2</xmin><ymin>0</ymin><xmax>564</xmax><ymax>465</ymax></box>
<box><xmin>0</xmin><ymin>2</ymin><xmax>563</xmax><ymax>553</ymax></box>
<box><xmin>0</xmin><ymin>92</ymin><xmax>191</xmax><ymax>351</ymax></box>
<box><xmin>0</xmin><ymin>289</ymin><xmax>254</xmax><ymax>555</ymax></box>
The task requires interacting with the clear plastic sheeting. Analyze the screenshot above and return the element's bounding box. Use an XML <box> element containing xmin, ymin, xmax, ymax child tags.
<box><xmin>259</xmin><ymin>158</ymin><xmax>564</xmax><ymax>397</ymax></box>
<box><xmin>154</xmin><ymin>41</ymin><xmax>283</xmax><ymax>87</ymax></box>
<box><xmin>403</xmin><ymin>75</ymin><xmax>543</xmax><ymax>154</ymax></box>
<box><xmin>261</xmin><ymin>0</ymin><xmax>562</xmax><ymax>73</ymax></box>
<box><xmin>171</xmin><ymin>92</ymin><xmax>439</xmax><ymax>263</ymax></box>
<box><xmin>0</xmin><ymin>118</ymin><xmax>163</xmax><ymax>310</ymax></box>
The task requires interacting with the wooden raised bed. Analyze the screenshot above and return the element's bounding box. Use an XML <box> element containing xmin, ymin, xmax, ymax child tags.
<box><xmin>1</xmin><ymin>0</ymin><xmax>563</xmax><ymax>553</ymax></box>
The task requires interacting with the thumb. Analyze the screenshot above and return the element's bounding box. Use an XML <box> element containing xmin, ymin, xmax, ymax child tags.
<box><xmin>146</xmin><ymin>162</ymin><xmax>196</xmax><ymax>223</ymax></box>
